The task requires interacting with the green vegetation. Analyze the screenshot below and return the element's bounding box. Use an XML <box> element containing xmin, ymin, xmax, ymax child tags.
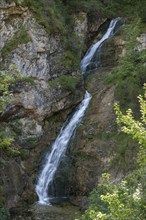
<box><xmin>64</xmin><ymin>0</ymin><xmax>104</xmax><ymax>14</ymax></box>
<box><xmin>22</xmin><ymin>0</ymin><xmax>83</xmax><ymax>72</ymax></box>
<box><xmin>106</xmin><ymin>18</ymin><xmax>146</xmax><ymax>113</ymax></box>
<box><xmin>21</xmin><ymin>0</ymin><xmax>146</xmax><ymax>21</ymax></box>
<box><xmin>13</xmin><ymin>76</ymin><xmax>36</xmax><ymax>86</ymax></box>
<box><xmin>60</xmin><ymin>0</ymin><xmax>146</xmax><ymax>19</ymax></box>
<box><xmin>10</xmin><ymin>119</ymin><xmax>22</xmax><ymax>136</ymax></box>
<box><xmin>0</xmin><ymin>66</ymin><xmax>37</xmax><ymax>155</ymax></box>
<box><xmin>49</xmin><ymin>75</ymin><xmax>82</xmax><ymax>93</ymax></box>
<box><xmin>59</xmin><ymin>75</ymin><xmax>81</xmax><ymax>92</ymax></box>
<box><xmin>21</xmin><ymin>0</ymin><xmax>146</xmax><ymax>33</ymax></box>
<box><xmin>84</xmin><ymin>125</ymin><xmax>137</xmax><ymax>172</ymax></box>
<box><xmin>23</xmin><ymin>0</ymin><xmax>66</xmax><ymax>34</ymax></box>
<box><xmin>22</xmin><ymin>137</ymin><xmax>38</xmax><ymax>148</ymax></box>
<box><xmin>62</xmin><ymin>47</ymin><xmax>81</xmax><ymax>71</ymax></box>
<box><xmin>0</xmin><ymin>68</ymin><xmax>21</xmax><ymax>156</ymax></box>
<box><xmin>77</xmin><ymin>85</ymin><xmax>146</xmax><ymax>220</ymax></box>
<box><xmin>77</xmin><ymin>15</ymin><xmax>146</xmax><ymax>220</ymax></box>
<box><xmin>0</xmin><ymin>71</ymin><xmax>12</xmax><ymax>112</ymax></box>
<box><xmin>114</xmin><ymin>85</ymin><xmax>146</xmax><ymax>167</ymax></box>
<box><xmin>1</xmin><ymin>26</ymin><xmax>31</xmax><ymax>59</ymax></box>
<box><xmin>22</xmin><ymin>0</ymin><xmax>105</xmax><ymax>33</ymax></box>
<box><xmin>1</xmin><ymin>1</ymin><xmax>146</xmax><ymax>218</ymax></box>
<box><xmin>21</xmin><ymin>0</ymin><xmax>146</xmax><ymax>74</ymax></box>
<box><xmin>11</xmin><ymin>0</ymin><xmax>146</xmax><ymax>73</ymax></box>
<box><xmin>0</xmin><ymin>70</ymin><xmax>19</xmax><ymax>219</ymax></box>
<box><xmin>109</xmin><ymin>133</ymin><xmax>137</xmax><ymax>171</ymax></box>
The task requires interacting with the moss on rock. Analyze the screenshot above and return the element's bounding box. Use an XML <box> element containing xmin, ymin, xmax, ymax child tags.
<box><xmin>1</xmin><ymin>26</ymin><xmax>31</xmax><ymax>59</ymax></box>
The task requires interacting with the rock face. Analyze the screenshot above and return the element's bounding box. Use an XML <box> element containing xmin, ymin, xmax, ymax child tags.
<box><xmin>69</xmin><ymin>69</ymin><xmax>118</xmax><ymax>197</ymax></box>
<box><xmin>69</xmin><ymin>67</ymin><xmax>138</xmax><ymax>207</ymax></box>
<box><xmin>69</xmin><ymin>30</ymin><xmax>146</xmax><ymax>206</ymax></box>
<box><xmin>0</xmin><ymin>2</ymin><xmax>84</xmax><ymax>119</ymax></box>
<box><xmin>0</xmin><ymin>1</ymin><xmax>85</xmax><ymax>210</ymax></box>
<box><xmin>1</xmin><ymin>1</ymin><xmax>142</xmax><ymax>219</ymax></box>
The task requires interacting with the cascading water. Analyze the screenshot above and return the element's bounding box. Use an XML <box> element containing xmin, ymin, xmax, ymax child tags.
<box><xmin>36</xmin><ymin>17</ymin><xmax>120</xmax><ymax>206</ymax></box>
<box><xmin>36</xmin><ymin>91</ymin><xmax>91</xmax><ymax>205</ymax></box>
<box><xmin>81</xmin><ymin>17</ymin><xmax>121</xmax><ymax>74</ymax></box>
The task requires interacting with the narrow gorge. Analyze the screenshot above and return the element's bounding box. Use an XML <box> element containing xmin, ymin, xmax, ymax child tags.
<box><xmin>0</xmin><ymin>1</ymin><xmax>146</xmax><ymax>220</ymax></box>
<box><xmin>35</xmin><ymin>17</ymin><xmax>121</xmax><ymax>208</ymax></box>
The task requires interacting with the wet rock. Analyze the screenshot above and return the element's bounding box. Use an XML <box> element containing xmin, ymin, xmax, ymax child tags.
<box><xmin>10</xmin><ymin>203</ymin><xmax>80</xmax><ymax>220</ymax></box>
<box><xmin>69</xmin><ymin>65</ymin><xmax>137</xmax><ymax>201</ymax></box>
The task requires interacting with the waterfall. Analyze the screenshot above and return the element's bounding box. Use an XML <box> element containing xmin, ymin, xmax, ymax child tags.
<box><xmin>36</xmin><ymin>17</ymin><xmax>120</xmax><ymax>206</ymax></box>
<box><xmin>81</xmin><ymin>17</ymin><xmax>121</xmax><ymax>74</ymax></box>
<box><xmin>36</xmin><ymin>91</ymin><xmax>91</xmax><ymax>205</ymax></box>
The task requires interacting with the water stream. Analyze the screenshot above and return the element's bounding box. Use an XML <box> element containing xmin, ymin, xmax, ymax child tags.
<box><xmin>81</xmin><ymin>17</ymin><xmax>121</xmax><ymax>73</ymax></box>
<box><xmin>36</xmin><ymin>17</ymin><xmax>120</xmax><ymax>205</ymax></box>
<box><xmin>36</xmin><ymin>92</ymin><xmax>91</xmax><ymax>205</ymax></box>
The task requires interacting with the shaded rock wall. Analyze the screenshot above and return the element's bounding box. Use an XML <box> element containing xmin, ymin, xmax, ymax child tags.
<box><xmin>0</xmin><ymin>0</ymin><xmax>139</xmax><ymax>214</ymax></box>
<box><xmin>69</xmin><ymin>68</ymin><xmax>137</xmax><ymax>207</ymax></box>
<box><xmin>69</xmin><ymin>29</ymin><xmax>146</xmax><ymax>207</ymax></box>
<box><xmin>0</xmin><ymin>1</ymin><xmax>85</xmax><ymax>209</ymax></box>
<box><xmin>0</xmin><ymin>0</ymin><xmax>111</xmax><ymax>210</ymax></box>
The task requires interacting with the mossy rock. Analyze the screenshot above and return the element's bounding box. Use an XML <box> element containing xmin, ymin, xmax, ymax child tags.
<box><xmin>49</xmin><ymin>75</ymin><xmax>82</xmax><ymax>93</ymax></box>
<box><xmin>1</xmin><ymin>26</ymin><xmax>31</xmax><ymax>59</ymax></box>
<box><xmin>59</xmin><ymin>75</ymin><xmax>82</xmax><ymax>92</ymax></box>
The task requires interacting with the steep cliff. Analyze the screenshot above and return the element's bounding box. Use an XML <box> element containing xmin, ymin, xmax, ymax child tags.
<box><xmin>1</xmin><ymin>1</ymin><xmax>145</xmax><ymax>220</ymax></box>
<box><xmin>0</xmin><ymin>0</ymin><xmax>107</xmax><ymax>213</ymax></box>
<box><xmin>69</xmin><ymin>22</ymin><xmax>146</xmax><ymax>208</ymax></box>
<box><xmin>0</xmin><ymin>0</ymin><xmax>85</xmax><ymax>210</ymax></box>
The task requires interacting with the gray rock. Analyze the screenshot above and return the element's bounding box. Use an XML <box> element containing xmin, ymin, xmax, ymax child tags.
<box><xmin>0</xmin><ymin>1</ymin><xmax>84</xmax><ymax>210</ymax></box>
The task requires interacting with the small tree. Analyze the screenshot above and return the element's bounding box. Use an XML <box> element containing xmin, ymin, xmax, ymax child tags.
<box><xmin>77</xmin><ymin>84</ymin><xmax>146</xmax><ymax>220</ymax></box>
<box><xmin>114</xmin><ymin>83</ymin><xmax>146</xmax><ymax>166</ymax></box>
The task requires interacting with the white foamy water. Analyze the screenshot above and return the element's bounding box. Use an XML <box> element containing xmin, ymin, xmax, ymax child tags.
<box><xmin>36</xmin><ymin>17</ymin><xmax>121</xmax><ymax>206</ymax></box>
<box><xmin>36</xmin><ymin>91</ymin><xmax>91</xmax><ymax>205</ymax></box>
<box><xmin>81</xmin><ymin>17</ymin><xmax>121</xmax><ymax>73</ymax></box>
